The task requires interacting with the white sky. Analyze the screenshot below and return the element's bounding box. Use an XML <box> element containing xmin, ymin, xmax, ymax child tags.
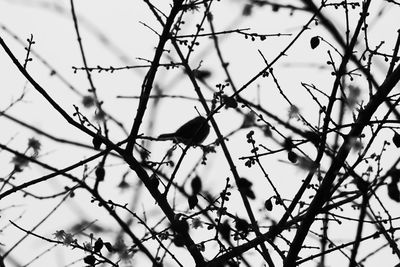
<box><xmin>1</xmin><ymin>1</ymin><xmax>400</xmax><ymax>267</ymax></box>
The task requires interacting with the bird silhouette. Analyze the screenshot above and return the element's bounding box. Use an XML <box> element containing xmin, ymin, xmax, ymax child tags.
<box><xmin>158</xmin><ymin>116</ymin><xmax>210</xmax><ymax>145</ymax></box>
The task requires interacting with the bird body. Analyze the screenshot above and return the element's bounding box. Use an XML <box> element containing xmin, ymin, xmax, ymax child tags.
<box><xmin>158</xmin><ymin>116</ymin><xmax>210</xmax><ymax>145</ymax></box>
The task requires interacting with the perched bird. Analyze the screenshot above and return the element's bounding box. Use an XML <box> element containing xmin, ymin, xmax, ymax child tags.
<box><xmin>158</xmin><ymin>116</ymin><xmax>210</xmax><ymax>145</ymax></box>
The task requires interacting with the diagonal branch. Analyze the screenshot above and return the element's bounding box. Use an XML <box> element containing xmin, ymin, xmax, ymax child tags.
<box><xmin>283</xmin><ymin>62</ymin><xmax>400</xmax><ymax>266</ymax></box>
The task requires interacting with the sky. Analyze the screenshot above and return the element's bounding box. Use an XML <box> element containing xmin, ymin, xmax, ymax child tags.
<box><xmin>1</xmin><ymin>0</ymin><xmax>400</xmax><ymax>266</ymax></box>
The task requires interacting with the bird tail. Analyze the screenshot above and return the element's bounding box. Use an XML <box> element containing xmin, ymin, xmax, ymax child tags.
<box><xmin>158</xmin><ymin>133</ymin><xmax>176</xmax><ymax>140</ymax></box>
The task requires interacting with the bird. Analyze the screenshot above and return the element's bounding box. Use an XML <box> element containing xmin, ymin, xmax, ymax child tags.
<box><xmin>158</xmin><ymin>116</ymin><xmax>210</xmax><ymax>145</ymax></box>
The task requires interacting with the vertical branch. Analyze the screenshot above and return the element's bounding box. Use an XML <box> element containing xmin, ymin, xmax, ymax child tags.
<box><xmin>344</xmin><ymin>0</ymin><xmax>350</xmax><ymax>47</ymax></box>
<box><xmin>387</xmin><ymin>29</ymin><xmax>400</xmax><ymax>77</ymax></box>
<box><xmin>348</xmin><ymin>194</ymin><xmax>369</xmax><ymax>267</ymax></box>
<box><xmin>70</xmin><ymin>0</ymin><xmax>110</xmax><ymax>167</ymax></box>
<box><xmin>320</xmin><ymin>71</ymin><xmax>348</xmax><ymax>266</ymax></box>
<box><xmin>125</xmin><ymin>0</ymin><xmax>184</xmax><ymax>156</ymax></box>
<box><xmin>70</xmin><ymin>0</ymin><xmax>96</xmax><ymax>93</ymax></box>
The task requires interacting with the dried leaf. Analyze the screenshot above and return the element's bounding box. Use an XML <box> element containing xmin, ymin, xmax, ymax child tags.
<box><xmin>310</xmin><ymin>36</ymin><xmax>320</xmax><ymax>49</ymax></box>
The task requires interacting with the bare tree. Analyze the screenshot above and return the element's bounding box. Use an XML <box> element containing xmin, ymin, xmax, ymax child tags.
<box><xmin>1</xmin><ymin>0</ymin><xmax>400</xmax><ymax>266</ymax></box>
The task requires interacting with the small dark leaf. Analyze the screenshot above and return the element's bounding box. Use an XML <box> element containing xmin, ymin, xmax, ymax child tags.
<box><xmin>84</xmin><ymin>255</ymin><xmax>96</xmax><ymax>265</ymax></box>
<box><xmin>263</xmin><ymin>125</ymin><xmax>272</xmax><ymax>137</ymax></box>
<box><xmin>172</xmin><ymin>219</ymin><xmax>189</xmax><ymax>234</ymax></box>
<box><xmin>219</xmin><ymin>220</ymin><xmax>231</xmax><ymax>242</ymax></box>
<box><xmin>82</xmin><ymin>95</ymin><xmax>95</xmax><ymax>108</ymax></box>
<box><xmin>389</xmin><ymin>168</ymin><xmax>400</xmax><ymax>183</ymax></box>
<box><xmin>310</xmin><ymin>36</ymin><xmax>320</xmax><ymax>49</ymax></box>
<box><xmin>264</xmin><ymin>198</ymin><xmax>273</xmax><ymax>211</ymax></box>
<box><xmin>191</xmin><ymin>176</ymin><xmax>202</xmax><ymax>195</ymax></box>
<box><xmin>304</xmin><ymin>131</ymin><xmax>320</xmax><ymax>146</ymax></box>
<box><xmin>355</xmin><ymin>178</ymin><xmax>369</xmax><ymax>193</ymax></box>
<box><xmin>242</xmin><ymin>4</ymin><xmax>252</xmax><ymax>16</ymax></box>
<box><xmin>393</xmin><ymin>132</ymin><xmax>400</xmax><ymax>148</ymax></box>
<box><xmin>235</xmin><ymin>218</ymin><xmax>249</xmax><ymax>235</ymax></box>
<box><xmin>237</xmin><ymin>177</ymin><xmax>252</xmax><ymax>188</ymax></box>
<box><xmin>92</xmin><ymin>135</ymin><xmax>102</xmax><ymax>150</ymax></box>
<box><xmin>242</xmin><ymin>113</ymin><xmax>256</xmax><ymax>128</ymax></box>
<box><xmin>188</xmin><ymin>194</ymin><xmax>198</xmax><ymax>209</ymax></box>
<box><xmin>272</xmin><ymin>4</ymin><xmax>280</xmax><ymax>12</ymax></box>
<box><xmin>193</xmin><ymin>69</ymin><xmax>211</xmax><ymax>80</ymax></box>
<box><xmin>288</xmin><ymin>151</ymin><xmax>298</xmax><ymax>163</ymax></box>
<box><xmin>173</xmin><ymin>234</ymin><xmax>185</xmax><ymax>247</ymax></box>
<box><xmin>95</xmin><ymin>167</ymin><xmax>105</xmax><ymax>182</ymax></box>
<box><xmin>223</xmin><ymin>95</ymin><xmax>238</xmax><ymax>109</ymax></box>
<box><xmin>284</xmin><ymin>137</ymin><xmax>293</xmax><ymax>151</ymax></box>
<box><xmin>237</xmin><ymin>178</ymin><xmax>255</xmax><ymax>199</ymax></box>
<box><xmin>104</xmin><ymin>242</ymin><xmax>113</xmax><ymax>252</ymax></box>
<box><xmin>388</xmin><ymin>182</ymin><xmax>400</xmax><ymax>202</ymax></box>
<box><xmin>245</xmin><ymin>189</ymin><xmax>255</xmax><ymax>199</ymax></box>
<box><xmin>94</xmin><ymin>238</ymin><xmax>103</xmax><ymax>253</ymax></box>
